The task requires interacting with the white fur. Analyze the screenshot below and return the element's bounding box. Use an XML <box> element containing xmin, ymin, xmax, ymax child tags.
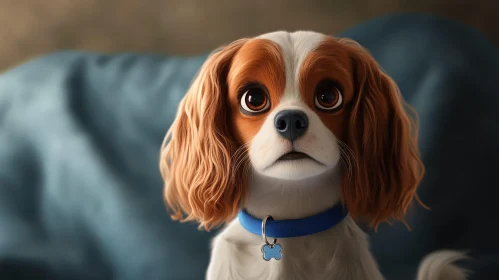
<box><xmin>248</xmin><ymin>98</ymin><xmax>341</xmax><ymax>180</ymax></box>
<box><xmin>417</xmin><ymin>250</ymin><xmax>470</xmax><ymax>280</ymax></box>
<box><xmin>258</xmin><ymin>31</ymin><xmax>327</xmax><ymax>100</ymax></box>
<box><xmin>252</xmin><ymin>31</ymin><xmax>338</xmax><ymax>180</ymax></box>
<box><xmin>205</xmin><ymin>31</ymin><xmax>469</xmax><ymax>280</ymax></box>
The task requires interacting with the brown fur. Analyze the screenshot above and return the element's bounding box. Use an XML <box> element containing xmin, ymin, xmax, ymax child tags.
<box><xmin>160</xmin><ymin>38</ymin><xmax>287</xmax><ymax>230</ymax></box>
<box><xmin>299</xmin><ymin>38</ymin><xmax>355</xmax><ymax>142</ymax></box>
<box><xmin>160</xmin><ymin>39</ymin><xmax>251</xmax><ymax>230</ymax></box>
<box><xmin>227</xmin><ymin>39</ymin><xmax>286</xmax><ymax>144</ymax></box>
<box><xmin>336</xmin><ymin>38</ymin><xmax>425</xmax><ymax>229</ymax></box>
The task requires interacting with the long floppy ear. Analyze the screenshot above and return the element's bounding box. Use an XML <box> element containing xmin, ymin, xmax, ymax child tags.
<box><xmin>339</xmin><ymin>39</ymin><xmax>425</xmax><ymax>229</ymax></box>
<box><xmin>160</xmin><ymin>39</ymin><xmax>249</xmax><ymax>230</ymax></box>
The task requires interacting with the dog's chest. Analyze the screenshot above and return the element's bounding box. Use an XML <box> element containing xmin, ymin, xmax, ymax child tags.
<box><xmin>274</xmin><ymin>238</ymin><xmax>342</xmax><ymax>280</ymax></box>
<box><xmin>207</xmin><ymin>219</ymin><xmax>383</xmax><ymax>280</ymax></box>
<box><xmin>211</xmin><ymin>236</ymin><xmax>339</xmax><ymax>279</ymax></box>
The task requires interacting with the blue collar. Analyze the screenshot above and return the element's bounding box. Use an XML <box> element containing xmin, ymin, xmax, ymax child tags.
<box><xmin>237</xmin><ymin>205</ymin><xmax>348</xmax><ymax>238</ymax></box>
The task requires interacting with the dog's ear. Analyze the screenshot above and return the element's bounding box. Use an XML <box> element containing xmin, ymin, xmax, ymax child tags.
<box><xmin>339</xmin><ymin>39</ymin><xmax>425</xmax><ymax>229</ymax></box>
<box><xmin>160</xmin><ymin>39</ymin><xmax>249</xmax><ymax>230</ymax></box>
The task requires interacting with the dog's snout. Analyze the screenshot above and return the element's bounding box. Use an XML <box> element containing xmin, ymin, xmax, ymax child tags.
<box><xmin>274</xmin><ymin>110</ymin><xmax>309</xmax><ymax>142</ymax></box>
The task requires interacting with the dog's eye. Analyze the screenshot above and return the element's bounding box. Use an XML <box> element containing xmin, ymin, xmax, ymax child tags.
<box><xmin>240</xmin><ymin>86</ymin><xmax>270</xmax><ymax>114</ymax></box>
<box><xmin>314</xmin><ymin>82</ymin><xmax>343</xmax><ymax>111</ymax></box>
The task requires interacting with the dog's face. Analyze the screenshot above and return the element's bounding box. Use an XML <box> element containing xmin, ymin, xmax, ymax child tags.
<box><xmin>227</xmin><ymin>32</ymin><xmax>353</xmax><ymax>180</ymax></box>
<box><xmin>160</xmin><ymin>31</ymin><xmax>424</xmax><ymax>230</ymax></box>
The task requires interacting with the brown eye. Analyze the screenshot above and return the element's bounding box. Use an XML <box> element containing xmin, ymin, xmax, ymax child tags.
<box><xmin>314</xmin><ymin>82</ymin><xmax>343</xmax><ymax>111</ymax></box>
<box><xmin>240</xmin><ymin>86</ymin><xmax>270</xmax><ymax>114</ymax></box>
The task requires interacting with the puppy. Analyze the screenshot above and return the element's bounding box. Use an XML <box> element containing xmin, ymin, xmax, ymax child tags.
<box><xmin>160</xmin><ymin>31</ymin><xmax>468</xmax><ymax>280</ymax></box>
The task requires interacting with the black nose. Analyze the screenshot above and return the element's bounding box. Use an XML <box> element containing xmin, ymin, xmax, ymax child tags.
<box><xmin>274</xmin><ymin>110</ymin><xmax>309</xmax><ymax>142</ymax></box>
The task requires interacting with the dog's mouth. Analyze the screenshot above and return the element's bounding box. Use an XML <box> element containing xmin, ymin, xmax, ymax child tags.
<box><xmin>264</xmin><ymin>150</ymin><xmax>325</xmax><ymax>171</ymax></box>
<box><xmin>277</xmin><ymin>151</ymin><xmax>311</xmax><ymax>161</ymax></box>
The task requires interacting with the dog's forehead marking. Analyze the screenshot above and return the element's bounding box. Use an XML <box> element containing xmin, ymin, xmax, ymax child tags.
<box><xmin>257</xmin><ymin>31</ymin><xmax>326</xmax><ymax>100</ymax></box>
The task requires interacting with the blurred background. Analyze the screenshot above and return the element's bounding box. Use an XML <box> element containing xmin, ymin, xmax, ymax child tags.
<box><xmin>0</xmin><ymin>0</ymin><xmax>498</xmax><ymax>72</ymax></box>
<box><xmin>1</xmin><ymin>1</ymin><xmax>498</xmax><ymax>279</ymax></box>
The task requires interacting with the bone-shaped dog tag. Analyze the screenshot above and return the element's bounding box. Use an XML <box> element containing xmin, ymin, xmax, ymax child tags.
<box><xmin>261</xmin><ymin>243</ymin><xmax>282</xmax><ymax>261</ymax></box>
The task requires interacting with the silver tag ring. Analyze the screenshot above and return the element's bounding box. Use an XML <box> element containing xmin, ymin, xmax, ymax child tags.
<box><xmin>261</xmin><ymin>215</ymin><xmax>277</xmax><ymax>246</ymax></box>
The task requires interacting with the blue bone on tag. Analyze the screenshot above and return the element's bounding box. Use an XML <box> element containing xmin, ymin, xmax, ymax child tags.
<box><xmin>261</xmin><ymin>244</ymin><xmax>282</xmax><ymax>261</ymax></box>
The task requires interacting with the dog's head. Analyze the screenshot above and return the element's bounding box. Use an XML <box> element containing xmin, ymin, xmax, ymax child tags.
<box><xmin>160</xmin><ymin>31</ymin><xmax>424</xmax><ymax>230</ymax></box>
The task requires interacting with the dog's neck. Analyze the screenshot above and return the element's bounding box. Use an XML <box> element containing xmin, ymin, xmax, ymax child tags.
<box><xmin>243</xmin><ymin>167</ymin><xmax>342</xmax><ymax>220</ymax></box>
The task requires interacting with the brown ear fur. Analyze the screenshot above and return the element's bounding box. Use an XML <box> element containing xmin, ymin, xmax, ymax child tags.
<box><xmin>338</xmin><ymin>39</ymin><xmax>425</xmax><ymax>229</ymax></box>
<box><xmin>160</xmin><ymin>39</ymin><xmax>249</xmax><ymax>230</ymax></box>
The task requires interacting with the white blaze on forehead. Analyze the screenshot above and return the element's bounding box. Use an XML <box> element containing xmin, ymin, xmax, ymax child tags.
<box><xmin>257</xmin><ymin>31</ymin><xmax>326</xmax><ymax>100</ymax></box>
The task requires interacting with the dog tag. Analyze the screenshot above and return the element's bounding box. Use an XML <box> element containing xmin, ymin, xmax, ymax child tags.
<box><xmin>261</xmin><ymin>243</ymin><xmax>282</xmax><ymax>261</ymax></box>
<box><xmin>261</xmin><ymin>215</ymin><xmax>282</xmax><ymax>261</ymax></box>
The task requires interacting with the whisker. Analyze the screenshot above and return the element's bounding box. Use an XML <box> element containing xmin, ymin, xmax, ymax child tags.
<box><xmin>234</xmin><ymin>154</ymin><xmax>249</xmax><ymax>173</ymax></box>
<box><xmin>338</xmin><ymin>140</ymin><xmax>359</xmax><ymax>167</ymax></box>
<box><xmin>231</xmin><ymin>141</ymin><xmax>250</xmax><ymax>162</ymax></box>
<box><xmin>230</xmin><ymin>141</ymin><xmax>251</xmax><ymax>181</ymax></box>
<box><xmin>337</xmin><ymin>140</ymin><xmax>358</xmax><ymax>180</ymax></box>
<box><xmin>338</xmin><ymin>146</ymin><xmax>353</xmax><ymax>179</ymax></box>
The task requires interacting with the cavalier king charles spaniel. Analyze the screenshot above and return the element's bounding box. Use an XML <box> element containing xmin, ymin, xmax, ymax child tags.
<box><xmin>160</xmin><ymin>31</ymin><xmax>468</xmax><ymax>280</ymax></box>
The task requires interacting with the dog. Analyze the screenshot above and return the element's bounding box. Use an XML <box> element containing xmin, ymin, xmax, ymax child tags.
<box><xmin>160</xmin><ymin>31</ymin><xmax>469</xmax><ymax>280</ymax></box>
